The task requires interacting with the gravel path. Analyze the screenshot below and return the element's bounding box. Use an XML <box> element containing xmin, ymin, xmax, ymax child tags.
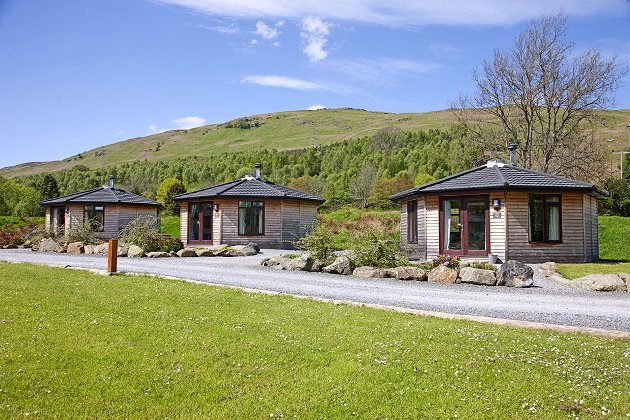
<box><xmin>1</xmin><ymin>249</ymin><xmax>629</xmax><ymax>332</ymax></box>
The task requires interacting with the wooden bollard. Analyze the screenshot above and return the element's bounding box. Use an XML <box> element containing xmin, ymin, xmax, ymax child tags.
<box><xmin>107</xmin><ymin>239</ymin><xmax>118</xmax><ymax>273</ymax></box>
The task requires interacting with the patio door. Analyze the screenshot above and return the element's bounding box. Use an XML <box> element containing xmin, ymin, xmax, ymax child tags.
<box><xmin>440</xmin><ymin>196</ymin><xmax>489</xmax><ymax>256</ymax></box>
<box><xmin>189</xmin><ymin>202</ymin><xmax>213</xmax><ymax>244</ymax></box>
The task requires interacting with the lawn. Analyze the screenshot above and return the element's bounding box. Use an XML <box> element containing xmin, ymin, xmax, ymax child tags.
<box><xmin>1</xmin><ymin>263</ymin><xmax>628</xmax><ymax>418</ymax></box>
<box><xmin>556</xmin><ymin>263</ymin><xmax>630</xmax><ymax>280</ymax></box>
<box><xmin>599</xmin><ymin>216</ymin><xmax>630</xmax><ymax>261</ymax></box>
<box><xmin>0</xmin><ymin>216</ymin><xmax>44</xmax><ymax>227</ymax></box>
<box><xmin>160</xmin><ymin>215</ymin><xmax>180</xmax><ymax>239</ymax></box>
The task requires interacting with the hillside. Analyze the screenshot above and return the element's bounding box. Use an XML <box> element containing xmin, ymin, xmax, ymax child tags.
<box><xmin>3</xmin><ymin>107</ymin><xmax>630</xmax><ymax>178</ymax></box>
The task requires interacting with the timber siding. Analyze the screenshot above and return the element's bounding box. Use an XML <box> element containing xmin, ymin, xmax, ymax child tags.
<box><xmin>64</xmin><ymin>203</ymin><xmax>158</xmax><ymax>240</ymax></box>
<box><xmin>281</xmin><ymin>200</ymin><xmax>318</xmax><ymax>248</ymax></box>
<box><xmin>489</xmin><ymin>191</ymin><xmax>507</xmax><ymax>262</ymax></box>
<box><xmin>506</xmin><ymin>191</ymin><xmax>597</xmax><ymax>263</ymax></box>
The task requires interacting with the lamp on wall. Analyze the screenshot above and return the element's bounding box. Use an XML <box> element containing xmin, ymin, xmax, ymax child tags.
<box><xmin>213</xmin><ymin>203</ymin><xmax>220</xmax><ymax>213</ymax></box>
<box><xmin>492</xmin><ymin>198</ymin><xmax>501</xmax><ymax>210</ymax></box>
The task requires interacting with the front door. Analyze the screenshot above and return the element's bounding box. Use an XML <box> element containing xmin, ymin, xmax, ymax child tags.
<box><xmin>440</xmin><ymin>196</ymin><xmax>489</xmax><ymax>256</ymax></box>
<box><xmin>189</xmin><ymin>202</ymin><xmax>213</xmax><ymax>244</ymax></box>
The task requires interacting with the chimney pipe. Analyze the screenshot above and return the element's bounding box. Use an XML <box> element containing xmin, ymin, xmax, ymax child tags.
<box><xmin>108</xmin><ymin>174</ymin><xmax>115</xmax><ymax>188</ymax></box>
<box><xmin>254</xmin><ymin>163</ymin><xmax>261</xmax><ymax>179</ymax></box>
<box><xmin>507</xmin><ymin>144</ymin><xmax>517</xmax><ymax>166</ymax></box>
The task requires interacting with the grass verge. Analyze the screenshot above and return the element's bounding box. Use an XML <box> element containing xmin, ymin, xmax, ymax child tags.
<box><xmin>160</xmin><ymin>215</ymin><xmax>180</xmax><ymax>239</ymax></box>
<box><xmin>1</xmin><ymin>263</ymin><xmax>629</xmax><ymax>418</ymax></box>
<box><xmin>556</xmin><ymin>263</ymin><xmax>630</xmax><ymax>280</ymax></box>
<box><xmin>599</xmin><ymin>216</ymin><xmax>630</xmax><ymax>261</ymax></box>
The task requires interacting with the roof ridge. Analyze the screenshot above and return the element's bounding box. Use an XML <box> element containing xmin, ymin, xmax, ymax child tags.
<box><xmin>173</xmin><ymin>179</ymin><xmax>240</xmax><ymax>199</ymax></box>
<box><xmin>390</xmin><ymin>165</ymin><xmax>485</xmax><ymax>200</ymax></box>
<box><xmin>215</xmin><ymin>179</ymin><xmax>247</xmax><ymax>196</ymax></box>
<box><xmin>503</xmin><ymin>165</ymin><xmax>594</xmax><ymax>187</ymax></box>
<box><xmin>494</xmin><ymin>165</ymin><xmax>508</xmax><ymax>186</ymax></box>
<box><xmin>40</xmin><ymin>186</ymin><xmax>104</xmax><ymax>205</ymax></box>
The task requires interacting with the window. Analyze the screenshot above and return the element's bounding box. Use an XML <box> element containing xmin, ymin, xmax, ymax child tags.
<box><xmin>528</xmin><ymin>195</ymin><xmax>561</xmax><ymax>242</ymax></box>
<box><xmin>407</xmin><ymin>200</ymin><xmax>418</xmax><ymax>243</ymax></box>
<box><xmin>238</xmin><ymin>201</ymin><xmax>264</xmax><ymax>235</ymax></box>
<box><xmin>84</xmin><ymin>205</ymin><xmax>104</xmax><ymax>232</ymax></box>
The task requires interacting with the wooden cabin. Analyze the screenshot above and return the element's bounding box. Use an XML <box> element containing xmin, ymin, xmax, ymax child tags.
<box><xmin>391</xmin><ymin>160</ymin><xmax>604</xmax><ymax>263</ymax></box>
<box><xmin>174</xmin><ymin>164</ymin><xmax>324</xmax><ymax>249</ymax></box>
<box><xmin>41</xmin><ymin>177</ymin><xmax>161</xmax><ymax>240</ymax></box>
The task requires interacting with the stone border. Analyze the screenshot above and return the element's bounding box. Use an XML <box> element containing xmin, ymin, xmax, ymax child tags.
<box><xmin>3</xmin><ymin>260</ymin><xmax>629</xmax><ymax>341</ymax></box>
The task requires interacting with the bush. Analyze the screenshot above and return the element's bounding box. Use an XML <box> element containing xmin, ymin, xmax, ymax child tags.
<box><xmin>0</xmin><ymin>224</ymin><xmax>24</xmax><ymax>246</ymax></box>
<box><xmin>67</xmin><ymin>221</ymin><xmax>94</xmax><ymax>244</ymax></box>
<box><xmin>350</xmin><ymin>232</ymin><xmax>408</xmax><ymax>268</ymax></box>
<box><xmin>293</xmin><ymin>224</ymin><xmax>337</xmax><ymax>261</ymax></box>
<box><xmin>120</xmin><ymin>216</ymin><xmax>183</xmax><ymax>252</ymax></box>
<box><xmin>469</xmin><ymin>261</ymin><xmax>497</xmax><ymax>271</ymax></box>
<box><xmin>423</xmin><ymin>255</ymin><xmax>461</xmax><ymax>270</ymax></box>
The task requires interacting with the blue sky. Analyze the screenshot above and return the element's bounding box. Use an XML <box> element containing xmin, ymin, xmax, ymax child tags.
<box><xmin>0</xmin><ymin>0</ymin><xmax>629</xmax><ymax>169</ymax></box>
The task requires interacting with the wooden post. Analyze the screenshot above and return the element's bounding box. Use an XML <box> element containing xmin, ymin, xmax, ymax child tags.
<box><xmin>107</xmin><ymin>239</ymin><xmax>118</xmax><ymax>273</ymax></box>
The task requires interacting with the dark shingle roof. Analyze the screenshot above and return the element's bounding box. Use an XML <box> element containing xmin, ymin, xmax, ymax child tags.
<box><xmin>174</xmin><ymin>177</ymin><xmax>325</xmax><ymax>203</ymax></box>
<box><xmin>391</xmin><ymin>162</ymin><xmax>604</xmax><ymax>201</ymax></box>
<box><xmin>41</xmin><ymin>187</ymin><xmax>160</xmax><ymax>207</ymax></box>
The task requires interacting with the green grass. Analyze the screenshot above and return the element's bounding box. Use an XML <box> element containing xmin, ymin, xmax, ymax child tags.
<box><xmin>319</xmin><ymin>207</ymin><xmax>400</xmax><ymax>249</ymax></box>
<box><xmin>160</xmin><ymin>215</ymin><xmax>180</xmax><ymax>239</ymax></box>
<box><xmin>556</xmin><ymin>262</ymin><xmax>630</xmax><ymax>280</ymax></box>
<box><xmin>1</xmin><ymin>263</ymin><xmax>629</xmax><ymax>418</ymax></box>
<box><xmin>599</xmin><ymin>216</ymin><xmax>630</xmax><ymax>261</ymax></box>
<box><xmin>0</xmin><ymin>216</ymin><xmax>44</xmax><ymax>227</ymax></box>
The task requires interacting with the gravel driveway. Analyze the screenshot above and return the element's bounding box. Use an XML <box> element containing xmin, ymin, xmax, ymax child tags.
<box><xmin>1</xmin><ymin>249</ymin><xmax>629</xmax><ymax>333</ymax></box>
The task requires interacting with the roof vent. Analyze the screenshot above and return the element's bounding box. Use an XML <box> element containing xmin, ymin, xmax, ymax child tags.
<box><xmin>507</xmin><ymin>144</ymin><xmax>517</xmax><ymax>166</ymax></box>
<box><xmin>108</xmin><ymin>174</ymin><xmax>115</xmax><ymax>188</ymax></box>
<box><xmin>254</xmin><ymin>163</ymin><xmax>262</xmax><ymax>180</ymax></box>
<box><xmin>486</xmin><ymin>160</ymin><xmax>505</xmax><ymax>168</ymax></box>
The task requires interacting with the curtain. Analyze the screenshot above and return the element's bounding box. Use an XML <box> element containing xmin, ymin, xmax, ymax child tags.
<box><xmin>547</xmin><ymin>206</ymin><xmax>560</xmax><ymax>240</ymax></box>
<box><xmin>443</xmin><ymin>200</ymin><xmax>451</xmax><ymax>250</ymax></box>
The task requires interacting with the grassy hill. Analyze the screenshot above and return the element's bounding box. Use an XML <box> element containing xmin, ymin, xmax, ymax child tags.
<box><xmin>3</xmin><ymin>107</ymin><xmax>630</xmax><ymax>178</ymax></box>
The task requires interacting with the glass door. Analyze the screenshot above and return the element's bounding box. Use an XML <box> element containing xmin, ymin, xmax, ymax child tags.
<box><xmin>441</xmin><ymin>196</ymin><xmax>488</xmax><ymax>256</ymax></box>
<box><xmin>189</xmin><ymin>202</ymin><xmax>213</xmax><ymax>243</ymax></box>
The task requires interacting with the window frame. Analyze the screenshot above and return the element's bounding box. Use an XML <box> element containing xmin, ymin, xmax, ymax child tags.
<box><xmin>83</xmin><ymin>205</ymin><xmax>105</xmax><ymax>232</ymax></box>
<box><xmin>407</xmin><ymin>200</ymin><xmax>418</xmax><ymax>244</ymax></box>
<box><xmin>528</xmin><ymin>194</ymin><xmax>562</xmax><ymax>244</ymax></box>
<box><xmin>238</xmin><ymin>201</ymin><xmax>265</xmax><ymax>236</ymax></box>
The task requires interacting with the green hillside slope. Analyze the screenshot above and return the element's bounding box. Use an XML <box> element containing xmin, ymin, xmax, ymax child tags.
<box><xmin>3</xmin><ymin>107</ymin><xmax>630</xmax><ymax>178</ymax></box>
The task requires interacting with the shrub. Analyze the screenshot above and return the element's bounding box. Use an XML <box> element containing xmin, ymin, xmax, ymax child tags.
<box><xmin>0</xmin><ymin>224</ymin><xmax>24</xmax><ymax>246</ymax></box>
<box><xmin>469</xmin><ymin>261</ymin><xmax>497</xmax><ymax>271</ymax></box>
<box><xmin>119</xmin><ymin>216</ymin><xmax>160</xmax><ymax>249</ymax></box>
<box><xmin>350</xmin><ymin>232</ymin><xmax>408</xmax><ymax>268</ymax></box>
<box><xmin>145</xmin><ymin>236</ymin><xmax>184</xmax><ymax>253</ymax></box>
<box><xmin>67</xmin><ymin>221</ymin><xmax>94</xmax><ymax>243</ymax></box>
<box><xmin>423</xmin><ymin>255</ymin><xmax>461</xmax><ymax>270</ymax></box>
<box><xmin>293</xmin><ymin>224</ymin><xmax>337</xmax><ymax>261</ymax></box>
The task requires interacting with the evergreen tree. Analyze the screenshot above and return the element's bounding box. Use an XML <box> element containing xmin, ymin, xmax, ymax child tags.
<box><xmin>156</xmin><ymin>177</ymin><xmax>186</xmax><ymax>216</ymax></box>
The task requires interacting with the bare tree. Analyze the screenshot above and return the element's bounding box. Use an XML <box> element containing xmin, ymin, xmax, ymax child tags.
<box><xmin>453</xmin><ymin>14</ymin><xmax>628</xmax><ymax>180</ymax></box>
<box><xmin>350</xmin><ymin>164</ymin><xmax>377</xmax><ymax>208</ymax></box>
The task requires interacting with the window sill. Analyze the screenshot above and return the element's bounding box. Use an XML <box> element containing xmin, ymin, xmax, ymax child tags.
<box><xmin>528</xmin><ymin>241</ymin><xmax>563</xmax><ymax>245</ymax></box>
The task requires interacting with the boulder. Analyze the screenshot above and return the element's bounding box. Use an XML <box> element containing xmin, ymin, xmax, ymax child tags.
<box><xmin>459</xmin><ymin>267</ymin><xmax>497</xmax><ymax>286</ymax></box>
<box><xmin>84</xmin><ymin>244</ymin><xmax>94</xmax><ymax>255</ymax></box>
<box><xmin>240</xmin><ymin>245</ymin><xmax>258</xmax><ymax>256</ymax></box>
<box><xmin>147</xmin><ymin>251</ymin><xmax>169</xmax><ymax>258</ymax></box>
<box><xmin>177</xmin><ymin>248</ymin><xmax>198</xmax><ymax>258</ymax></box>
<box><xmin>195</xmin><ymin>248</ymin><xmax>215</xmax><ymax>257</ymax></box>
<box><xmin>353</xmin><ymin>266</ymin><xmax>389</xmax><ymax>278</ymax></box>
<box><xmin>571</xmin><ymin>274</ymin><xmax>627</xmax><ymax>292</ymax></box>
<box><xmin>539</xmin><ymin>261</ymin><xmax>557</xmax><ymax>277</ymax></box>
<box><xmin>496</xmin><ymin>260</ymin><xmax>534</xmax><ymax>288</ymax></box>
<box><xmin>388</xmin><ymin>266</ymin><xmax>427</xmax><ymax>281</ymax></box>
<box><xmin>282</xmin><ymin>256</ymin><xmax>314</xmax><ymax>271</ymax></box>
<box><xmin>311</xmin><ymin>259</ymin><xmax>327</xmax><ymax>272</ymax></box>
<box><xmin>38</xmin><ymin>238</ymin><xmax>58</xmax><ymax>253</ymax></box>
<box><xmin>618</xmin><ymin>273</ymin><xmax>630</xmax><ymax>290</ymax></box>
<box><xmin>323</xmin><ymin>256</ymin><xmax>355</xmax><ymax>275</ymax></box>
<box><xmin>427</xmin><ymin>265</ymin><xmax>459</xmax><ymax>284</ymax></box>
<box><xmin>55</xmin><ymin>244</ymin><xmax>67</xmax><ymax>253</ymax></box>
<box><xmin>169</xmin><ymin>251</ymin><xmax>178</xmax><ymax>257</ymax></box>
<box><xmin>247</xmin><ymin>242</ymin><xmax>260</xmax><ymax>253</ymax></box>
<box><xmin>127</xmin><ymin>245</ymin><xmax>145</xmax><ymax>258</ymax></box>
<box><xmin>67</xmin><ymin>242</ymin><xmax>85</xmax><ymax>254</ymax></box>
<box><xmin>5</xmin><ymin>244</ymin><xmax>18</xmax><ymax>249</ymax></box>
<box><xmin>117</xmin><ymin>243</ymin><xmax>130</xmax><ymax>257</ymax></box>
<box><xmin>93</xmin><ymin>243</ymin><xmax>109</xmax><ymax>254</ymax></box>
<box><xmin>261</xmin><ymin>255</ymin><xmax>284</xmax><ymax>267</ymax></box>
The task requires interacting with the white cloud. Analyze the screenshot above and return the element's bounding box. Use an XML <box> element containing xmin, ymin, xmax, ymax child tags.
<box><xmin>148</xmin><ymin>124</ymin><xmax>159</xmax><ymax>134</ymax></box>
<box><xmin>325</xmin><ymin>57</ymin><xmax>439</xmax><ymax>84</ymax></box>
<box><xmin>254</xmin><ymin>21</ymin><xmax>279</xmax><ymax>40</ymax></box>
<box><xmin>155</xmin><ymin>1</ymin><xmax>628</xmax><ymax>27</ymax></box>
<box><xmin>250</xmin><ymin>38</ymin><xmax>259</xmax><ymax>44</ymax></box>
<box><xmin>172</xmin><ymin>116</ymin><xmax>207</xmax><ymax>129</ymax></box>
<box><xmin>272</xmin><ymin>41</ymin><xmax>281</xmax><ymax>47</ymax></box>
<box><xmin>307</xmin><ymin>104</ymin><xmax>327</xmax><ymax>110</ymax></box>
<box><xmin>301</xmin><ymin>16</ymin><xmax>330</xmax><ymax>62</ymax></box>
<box><xmin>241</xmin><ymin>75</ymin><xmax>328</xmax><ymax>90</ymax></box>
<box><xmin>197</xmin><ymin>23</ymin><xmax>240</xmax><ymax>34</ymax></box>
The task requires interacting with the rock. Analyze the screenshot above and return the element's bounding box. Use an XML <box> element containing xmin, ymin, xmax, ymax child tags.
<box><xmin>240</xmin><ymin>245</ymin><xmax>258</xmax><ymax>256</ymax></box>
<box><xmin>67</xmin><ymin>242</ymin><xmax>85</xmax><ymax>254</ymax></box>
<box><xmin>117</xmin><ymin>243</ymin><xmax>130</xmax><ymax>257</ymax></box>
<box><xmin>195</xmin><ymin>248</ymin><xmax>215</xmax><ymax>257</ymax></box>
<box><xmin>282</xmin><ymin>256</ymin><xmax>314</xmax><ymax>271</ymax></box>
<box><xmin>17</xmin><ymin>244</ymin><xmax>29</xmax><ymax>249</ymax></box>
<box><xmin>177</xmin><ymin>248</ymin><xmax>198</xmax><ymax>258</ymax></box>
<box><xmin>353</xmin><ymin>266</ymin><xmax>389</xmax><ymax>278</ymax></box>
<box><xmin>311</xmin><ymin>259</ymin><xmax>327</xmax><ymax>272</ymax></box>
<box><xmin>322</xmin><ymin>256</ymin><xmax>355</xmax><ymax>275</ymax></box>
<box><xmin>93</xmin><ymin>243</ymin><xmax>109</xmax><ymax>254</ymax></box>
<box><xmin>618</xmin><ymin>273</ymin><xmax>630</xmax><ymax>290</ymax></box>
<box><xmin>388</xmin><ymin>266</ymin><xmax>427</xmax><ymax>281</ymax></box>
<box><xmin>38</xmin><ymin>238</ymin><xmax>58</xmax><ymax>253</ymax></box>
<box><xmin>247</xmin><ymin>242</ymin><xmax>260</xmax><ymax>253</ymax></box>
<box><xmin>427</xmin><ymin>265</ymin><xmax>459</xmax><ymax>284</ymax></box>
<box><xmin>55</xmin><ymin>244</ymin><xmax>67</xmax><ymax>253</ymax></box>
<box><xmin>261</xmin><ymin>256</ymin><xmax>284</xmax><ymax>267</ymax></box>
<box><xmin>169</xmin><ymin>251</ymin><xmax>178</xmax><ymax>257</ymax></box>
<box><xmin>5</xmin><ymin>244</ymin><xmax>18</xmax><ymax>249</ymax></box>
<box><xmin>459</xmin><ymin>267</ymin><xmax>497</xmax><ymax>286</ymax></box>
<box><xmin>539</xmin><ymin>262</ymin><xmax>557</xmax><ymax>277</ymax></box>
<box><xmin>147</xmin><ymin>251</ymin><xmax>169</xmax><ymax>258</ymax></box>
<box><xmin>127</xmin><ymin>245</ymin><xmax>145</xmax><ymax>258</ymax></box>
<box><xmin>572</xmin><ymin>274</ymin><xmax>627</xmax><ymax>292</ymax></box>
<box><xmin>84</xmin><ymin>244</ymin><xmax>94</xmax><ymax>255</ymax></box>
<box><xmin>496</xmin><ymin>260</ymin><xmax>534</xmax><ymax>288</ymax></box>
